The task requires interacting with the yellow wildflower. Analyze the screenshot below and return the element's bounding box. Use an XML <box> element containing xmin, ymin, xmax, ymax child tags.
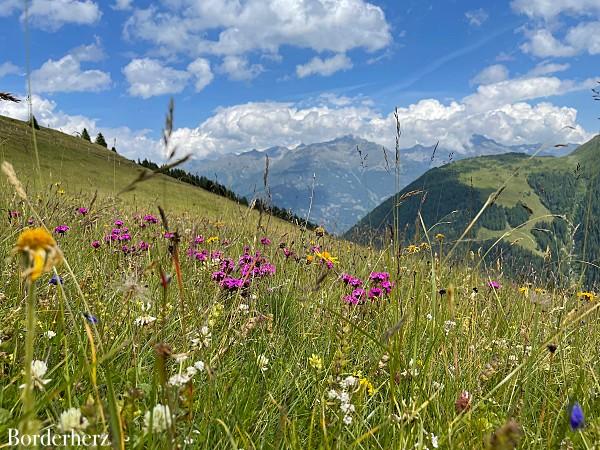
<box><xmin>405</xmin><ymin>245</ymin><xmax>420</xmax><ymax>254</ymax></box>
<box><xmin>315</xmin><ymin>250</ymin><xmax>338</xmax><ymax>265</ymax></box>
<box><xmin>359</xmin><ymin>377</ymin><xmax>375</xmax><ymax>396</ymax></box>
<box><xmin>308</xmin><ymin>354</ymin><xmax>323</xmax><ymax>370</ymax></box>
<box><xmin>578</xmin><ymin>291</ymin><xmax>596</xmax><ymax>302</ymax></box>
<box><xmin>206</xmin><ymin>236</ymin><xmax>219</xmax><ymax>244</ymax></box>
<box><xmin>13</xmin><ymin>228</ymin><xmax>62</xmax><ymax>281</ymax></box>
<box><xmin>519</xmin><ymin>287</ymin><xmax>529</xmax><ymax>297</ymax></box>
<box><xmin>435</xmin><ymin>233</ymin><xmax>445</xmax><ymax>241</ymax></box>
<box><xmin>306</xmin><ymin>254</ymin><xmax>314</xmax><ymax>264</ymax></box>
<box><xmin>315</xmin><ymin>226</ymin><xmax>325</xmax><ymax>237</ymax></box>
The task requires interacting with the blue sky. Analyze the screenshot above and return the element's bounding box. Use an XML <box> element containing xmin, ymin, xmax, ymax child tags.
<box><xmin>0</xmin><ymin>0</ymin><xmax>598</xmax><ymax>161</ymax></box>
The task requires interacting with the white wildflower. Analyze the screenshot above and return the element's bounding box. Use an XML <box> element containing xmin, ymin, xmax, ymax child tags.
<box><xmin>343</xmin><ymin>414</ymin><xmax>353</xmax><ymax>425</ymax></box>
<box><xmin>327</xmin><ymin>389</ymin><xmax>339</xmax><ymax>400</ymax></box>
<box><xmin>57</xmin><ymin>407</ymin><xmax>88</xmax><ymax>433</ymax></box>
<box><xmin>173</xmin><ymin>353</ymin><xmax>189</xmax><ymax>363</ymax></box>
<box><xmin>44</xmin><ymin>330</ymin><xmax>57</xmax><ymax>339</ymax></box>
<box><xmin>168</xmin><ymin>373</ymin><xmax>190</xmax><ymax>386</ymax></box>
<box><xmin>426</xmin><ymin>313</ymin><xmax>433</xmax><ymax>321</ymax></box>
<box><xmin>134</xmin><ymin>315</ymin><xmax>156</xmax><ymax>327</ymax></box>
<box><xmin>431</xmin><ymin>433</ymin><xmax>439</xmax><ymax>448</ymax></box>
<box><xmin>443</xmin><ymin>320</ymin><xmax>456</xmax><ymax>335</ymax></box>
<box><xmin>193</xmin><ymin>361</ymin><xmax>205</xmax><ymax>372</ymax></box>
<box><xmin>239</xmin><ymin>303</ymin><xmax>250</xmax><ymax>313</ymax></box>
<box><xmin>21</xmin><ymin>360</ymin><xmax>52</xmax><ymax>390</ymax></box>
<box><xmin>143</xmin><ymin>404</ymin><xmax>172</xmax><ymax>433</ymax></box>
<box><xmin>257</xmin><ymin>354</ymin><xmax>269</xmax><ymax>372</ymax></box>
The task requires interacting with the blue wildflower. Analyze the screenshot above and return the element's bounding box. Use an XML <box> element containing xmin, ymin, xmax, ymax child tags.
<box><xmin>83</xmin><ymin>312</ymin><xmax>98</xmax><ymax>324</ymax></box>
<box><xmin>570</xmin><ymin>402</ymin><xmax>584</xmax><ymax>430</ymax></box>
<box><xmin>49</xmin><ymin>274</ymin><xmax>63</xmax><ymax>285</ymax></box>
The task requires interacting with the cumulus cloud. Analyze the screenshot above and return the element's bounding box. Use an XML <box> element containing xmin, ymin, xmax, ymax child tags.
<box><xmin>187</xmin><ymin>58</ymin><xmax>214</xmax><ymax>92</ymax></box>
<box><xmin>470</xmin><ymin>64</ymin><xmax>509</xmax><ymax>86</ymax></box>
<box><xmin>0</xmin><ymin>61</ymin><xmax>19</xmax><ymax>78</ymax></box>
<box><xmin>30</xmin><ymin>42</ymin><xmax>111</xmax><ymax>93</ymax></box>
<box><xmin>123</xmin><ymin>0</ymin><xmax>391</xmax><ymax>57</ymax></box>
<box><xmin>296</xmin><ymin>54</ymin><xmax>353</xmax><ymax>78</ymax></box>
<box><xmin>1</xmin><ymin>0</ymin><xmax>102</xmax><ymax>31</ymax></box>
<box><xmin>527</xmin><ymin>61</ymin><xmax>570</xmax><ymax>76</ymax></box>
<box><xmin>123</xmin><ymin>58</ymin><xmax>190</xmax><ymax>98</ymax></box>
<box><xmin>218</xmin><ymin>56</ymin><xmax>263</xmax><ymax>81</ymax></box>
<box><xmin>169</xmin><ymin>80</ymin><xmax>592</xmax><ymax>159</ymax></box>
<box><xmin>113</xmin><ymin>0</ymin><xmax>132</xmax><ymax>10</ymax></box>
<box><xmin>513</xmin><ymin>0</ymin><xmax>600</xmax><ymax>57</ymax></box>
<box><xmin>465</xmin><ymin>8</ymin><xmax>489</xmax><ymax>27</ymax></box>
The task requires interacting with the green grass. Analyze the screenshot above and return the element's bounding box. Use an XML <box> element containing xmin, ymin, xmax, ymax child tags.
<box><xmin>0</xmin><ymin>118</ymin><xmax>599</xmax><ymax>449</ymax></box>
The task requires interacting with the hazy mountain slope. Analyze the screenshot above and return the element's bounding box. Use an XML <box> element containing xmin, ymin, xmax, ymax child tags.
<box><xmin>189</xmin><ymin>135</ymin><xmax>541</xmax><ymax>233</ymax></box>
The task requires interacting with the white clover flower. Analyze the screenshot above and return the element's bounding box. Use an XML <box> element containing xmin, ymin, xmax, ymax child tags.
<box><xmin>340</xmin><ymin>402</ymin><xmax>355</xmax><ymax>414</ymax></box>
<box><xmin>341</xmin><ymin>376</ymin><xmax>357</xmax><ymax>389</ymax></box>
<box><xmin>186</xmin><ymin>366</ymin><xmax>198</xmax><ymax>377</ymax></box>
<box><xmin>343</xmin><ymin>414</ymin><xmax>353</xmax><ymax>425</ymax></box>
<box><xmin>339</xmin><ymin>392</ymin><xmax>350</xmax><ymax>404</ymax></box>
<box><xmin>44</xmin><ymin>330</ymin><xmax>57</xmax><ymax>339</ymax></box>
<box><xmin>327</xmin><ymin>389</ymin><xmax>339</xmax><ymax>400</ymax></box>
<box><xmin>194</xmin><ymin>361</ymin><xmax>205</xmax><ymax>372</ymax></box>
<box><xmin>168</xmin><ymin>373</ymin><xmax>191</xmax><ymax>387</ymax></box>
<box><xmin>143</xmin><ymin>404</ymin><xmax>172</xmax><ymax>433</ymax></box>
<box><xmin>57</xmin><ymin>407</ymin><xmax>88</xmax><ymax>433</ymax></box>
<box><xmin>22</xmin><ymin>360</ymin><xmax>51</xmax><ymax>390</ymax></box>
<box><xmin>134</xmin><ymin>315</ymin><xmax>156</xmax><ymax>327</ymax></box>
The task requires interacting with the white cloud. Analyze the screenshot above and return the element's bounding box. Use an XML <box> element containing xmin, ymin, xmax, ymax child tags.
<box><xmin>123</xmin><ymin>58</ymin><xmax>190</xmax><ymax>98</ymax></box>
<box><xmin>30</xmin><ymin>43</ymin><xmax>111</xmax><ymax>93</ymax></box>
<box><xmin>470</xmin><ymin>64</ymin><xmax>509</xmax><ymax>86</ymax></box>
<box><xmin>514</xmin><ymin>0</ymin><xmax>600</xmax><ymax>57</ymax></box>
<box><xmin>169</xmin><ymin>81</ymin><xmax>592</xmax><ymax>159</ymax></box>
<box><xmin>527</xmin><ymin>61</ymin><xmax>570</xmax><ymax>76</ymax></box>
<box><xmin>296</xmin><ymin>54</ymin><xmax>353</xmax><ymax>78</ymax></box>
<box><xmin>113</xmin><ymin>0</ymin><xmax>132</xmax><ymax>10</ymax></box>
<box><xmin>123</xmin><ymin>0</ymin><xmax>391</xmax><ymax>57</ymax></box>
<box><xmin>511</xmin><ymin>0</ymin><xmax>600</xmax><ymax>20</ymax></box>
<box><xmin>0</xmin><ymin>61</ymin><xmax>19</xmax><ymax>77</ymax></box>
<box><xmin>465</xmin><ymin>8</ymin><xmax>489</xmax><ymax>27</ymax></box>
<box><xmin>218</xmin><ymin>56</ymin><xmax>263</xmax><ymax>81</ymax></box>
<box><xmin>187</xmin><ymin>58</ymin><xmax>214</xmax><ymax>92</ymax></box>
<box><xmin>8</xmin><ymin>0</ymin><xmax>102</xmax><ymax>31</ymax></box>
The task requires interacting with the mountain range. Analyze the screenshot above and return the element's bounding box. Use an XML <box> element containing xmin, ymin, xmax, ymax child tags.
<box><xmin>188</xmin><ymin>135</ymin><xmax>568</xmax><ymax>233</ymax></box>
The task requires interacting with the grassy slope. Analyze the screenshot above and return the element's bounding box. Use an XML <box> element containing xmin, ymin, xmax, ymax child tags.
<box><xmin>349</xmin><ymin>137</ymin><xmax>599</xmax><ymax>255</ymax></box>
<box><xmin>0</xmin><ymin>114</ymin><xmax>294</xmax><ymax>234</ymax></box>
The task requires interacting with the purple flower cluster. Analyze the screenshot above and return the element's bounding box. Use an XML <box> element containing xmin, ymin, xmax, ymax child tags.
<box><xmin>210</xmin><ymin>247</ymin><xmax>276</xmax><ymax>292</ymax></box>
<box><xmin>341</xmin><ymin>271</ymin><xmax>394</xmax><ymax>305</ymax></box>
<box><xmin>143</xmin><ymin>214</ymin><xmax>158</xmax><ymax>224</ymax></box>
<box><xmin>77</xmin><ymin>207</ymin><xmax>88</xmax><ymax>215</ymax></box>
<box><xmin>104</xmin><ymin>227</ymin><xmax>131</xmax><ymax>242</ymax></box>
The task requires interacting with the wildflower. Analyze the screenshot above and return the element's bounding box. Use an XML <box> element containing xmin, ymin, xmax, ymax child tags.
<box><xmin>83</xmin><ymin>312</ymin><xmax>98</xmax><ymax>324</ymax></box>
<box><xmin>91</xmin><ymin>240</ymin><xmax>101</xmax><ymax>249</ymax></box>
<box><xmin>343</xmin><ymin>415</ymin><xmax>353</xmax><ymax>425</ymax></box>
<box><xmin>455</xmin><ymin>390</ymin><xmax>472</xmax><ymax>413</ymax></box>
<box><xmin>163</xmin><ymin>232</ymin><xmax>175</xmax><ymax>239</ymax></box>
<box><xmin>343</xmin><ymin>288</ymin><xmax>366</xmax><ymax>305</ymax></box>
<box><xmin>359</xmin><ymin>377</ymin><xmax>375</xmax><ymax>396</ymax></box>
<box><xmin>308</xmin><ymin>354</ymin><xmax>323</xmax><ymax>370</ymax></box>
<box><xmin>315</xmin><ymin>226</ymin><xmax>325</xmax><ymax>237</ymax></box>
<box><xmin>191</xmin><ymin>326</ymin><xmax>212</xmax><ymax>348</ymax></box>
<box><xmin>53</xmin><ymin>224</ymin><xmax>70</xmax><ymax>235</ymax></box>
<box><xmin>134</xmin><ymin>315</ymin><xmax>157</xmax><ymax>327</ymax></box>
<box><xmin>143</xmin><ymin>404</ymin><xmax>172</xmax><ymax>433</ymax></box>
<box><xmin>25</xmin><ymin>360</ymin><xmax>51</xmax><ymax>390</ymax></box>
<box><xmin>138</xmin><ymin>241</ymin><xmax>150</xmax><ymax>251</ymax></box>
<box><xmin>57</xmin><ymin>407</ymin><xmax>89</xmax><ymax>433</ymax></box>
<box><xmin>405</xmin><ymin>244</ymin><xmax>420</xmax><ymax>254</ymax></box>
<box><xmin>577</xmin><ymin>291</ymin><xmax>596</xmax><ymax>302</ymax></box>
<box><xmin>570</xmin><ymin>402</ymin><xmax>584</xmax><ymax>430</ymax></box>
<box><xmin>114</xmin><ymin>220</ymin><xmax>124</xmax><ymax>227</ymax></box>
<box><xmin>13</xmin><ymin>228</ymin><xmax>63</xmax><ymax>281</ymax></box>
<box><xmin>341</xmin><ymin>376</ymin><xmax>357</xmax><ymax>389</ymax></box>
<box><xmin>44</xmin><ymin>330</ymin><xmax>56</xmax><ymax>339</ymax></box>
<box><xmin>444</xmin><ymin>320</ymin><xmax>456</xmax><ymax>335</ymax></box>
<box><xmin>306</xmin><ymin>254</ymin><xmax>314</xmax><ymax>264</ymax></box>
<box><xmin>194</xmin><ymin>361</ymin><xmax>205</xmax><ymax>372</ymax></box>
<box><xmin>49</xmin><ymin>274</ymin><xmax>63</xmax><ymax>285</ymax></box>
<box><xmin>341</xmin><ymin>273</ymin><xmax>363</xmax><ymax>287</ymax></box>
<box><xmin>488</xmin><ymin>280</ymin><xmax>501</xmax><ymax>289</ymax></box>
<box><xmin>430</xmin><ymin>433</ymin><xmax>439</xmax><ymax>449</ymax></box>
<box><xmin>206</xmin><ymin>236</ymin><xmax>219</xmax><ymax>244</ymax></box>
<box><xmin>368</xmin><ymin>287</ymin><xmax>383</xmax><ymax>299</ymax></box>
<box><xmin>315</xmin><ymin>250</ymin><xmax>338</xmax><ymax>267</ymax></box>
<box><xmin>239</xmin><ymin>303</ymin><xmax>250</xmax><ymax>313</ymax></box>
<box><xmin>9</xmin><ymin>210</ymin><xmax>20</xmax><ymax>218</ymax></box>
<box><xmin>143</xmin><ymin>214</ymin><xmax>158</xmax><ymax>224</ymax></box>
<box><xmin>168</xmin><ymin>373</ymin><xmax>191</xmax><ymax>387</ymax></box>
<box><xmin>77</xmin><ymin>207</ymin><xmax>88</xmax><ymax>215</ymax></box>
<box><xmin>369</xmin><ymin>272</ymin><xmax>390</xmax><ymax>283</ymax></box>
<box><xmin>260</xmin><ymin>237</ymin><xmax>271</xmax><ymax>246</ymax></box>
<box><xmin>435</xmin><ymin>233</ymin><xmax>445</xmax><ymax>241</ymax></box>
<box><xmin>257</xmin><ymin>354</ymin><xmax>269</xmax><ymax>372</ymax></box>
<box><xmin>519</xmin><ymin>286</ymin><xmax>529</xmax><ymax>297</ymax></box>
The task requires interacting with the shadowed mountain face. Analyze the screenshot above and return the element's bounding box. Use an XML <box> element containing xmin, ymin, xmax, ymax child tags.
<box><xmin>189</xmin><ymin>135</ymin><xmax>545</xmax><ymax>234</ymax></box>
<box><xmin>346</xmin><ymin>136</ymin><xmax>600</xmax><ymax>287</ymax></box>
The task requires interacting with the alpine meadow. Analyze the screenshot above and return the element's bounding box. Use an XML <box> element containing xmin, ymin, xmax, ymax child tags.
<box><xmin>1</xmin><ymin>1</ymin><xmax>600</xmax><ymax>449</ymax></box>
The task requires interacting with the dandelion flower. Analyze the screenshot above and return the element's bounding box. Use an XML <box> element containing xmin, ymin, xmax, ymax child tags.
<box><xmin>13</xmin><ymin>228</ymin><xmax>62</xmax><ymax>281</ymax></box>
